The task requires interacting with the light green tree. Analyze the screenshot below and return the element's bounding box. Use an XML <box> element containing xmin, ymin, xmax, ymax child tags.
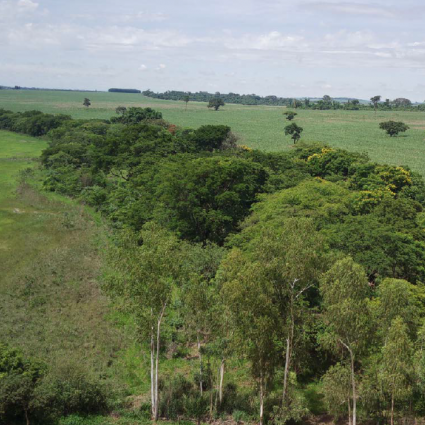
<box><xmin>320</xmin><ymin>257</ymin><xmax>372</xmax><ymax>425</ymax></box>
<box><xmin>379</xmin><ymin>317</ymin><xmax>413</xmax><ymax>425</ymax></box>
<box><xmin>322</xmin><ymin>363</ymin><xmax>352</xmax><ymax>423</ymax></box>
<box><xmin>105</xmin><ymin>223</ymin><xmax>182</xmax><ymax>421</ymax></box>
<box><xmin>221</xmin><ymin>218</ymin><xmax>326</xmax><ymax>423</ymax></box>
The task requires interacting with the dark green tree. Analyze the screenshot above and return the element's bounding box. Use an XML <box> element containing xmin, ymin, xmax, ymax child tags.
<box><xmin>184</xmin><ymin>94</ymin><xmax>190</xmax><ymax>110</ymax></box>
<box><xmin>115</xmin><ymin>106</ymin><xmax>127</xmax><ymax>115</ymax></box>
<box><xmin>379</xmin><ymin>121</ymin><xmax>409</xmax><ymax>137</ymax></box>
<box><xmin>284</xmin><ymin>122</ymin><xmax>303</xmax><ymax>144</ymax></box>
<box><xmin>283</xmin><ymin>111</ymin><xmax>297</xmax><ymax>121</ymax></box>
<box><xmin>208</xmin><ymin>98</ymin><xmax>225</xmax><ymax>111</ymax></box>
<box><xmin>370</xmin><ymin>95</ymin><xmax>381</xmax><ymax>115</ymax></box>
<box><xmin>83</xmin><ymin>98</ymin><xmax>91</xmax><ymax>108</ymax></box>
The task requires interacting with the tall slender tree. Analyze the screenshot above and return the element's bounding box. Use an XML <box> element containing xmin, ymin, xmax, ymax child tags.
<box><xmin>320</xmin><ymin>257</ymin><xmax>372</xmax><ymax>425</ymax></box>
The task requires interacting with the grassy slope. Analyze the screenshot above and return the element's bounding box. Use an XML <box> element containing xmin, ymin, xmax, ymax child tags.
<box><xmin>1</xmin><ymin>89</ymin><xmax>425</xmax><ymax>176</ymax></box>
<box><xmin>0</xmin><ymin>129</ymin><xmax>126</xmax><ymax>380</ymax></box>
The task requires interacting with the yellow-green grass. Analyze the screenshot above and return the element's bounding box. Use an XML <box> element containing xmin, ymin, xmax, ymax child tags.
<box><xmin>1</xmin><ymin>89</ymin><xmax>425</xmax><ymax>176</ymax></box>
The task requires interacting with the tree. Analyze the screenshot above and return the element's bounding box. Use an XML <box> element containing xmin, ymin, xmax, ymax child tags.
<box><xmin>283</xmin><ymin>111</ymin><xmax>297</xmax><ymax>121</ymax></box>
<box><xmin>105</xmin><ymin>223</ymin><xmax>182</xmax><ymax>421</ymax></box>
<box><xmin>322</xmin><ymin>363</ymin><xmax>352</xmax><ymax>423</ymax></box>
<box><xmin>379</xmin><ymin>121</ymin><xmax>409</xmax><ymax>137</ymax></box>
<box><xmin>115</xmin><ymin>106</ymin><xmax>127</xmax><ymax>115</ymax></box>
<box><xmin>221</xmin><ymin>218</ymin><xmax>326</xmax><ymax>423</ymax></box>
<box><xmin>379</xmin><ymin>317</ymin><xmax>413</xmax><ymax>425</ymax></box>
<box><xmin>284</xmin><ymin>122</ymin><xmax>303</xmax><ymax>144</ymax></box>
<box><xmin>320</xmin><ymin>257</ymin><xmax>372</xmax><ymax>425</ymax></box>
<box><xmin>370</xmin><ymin>95</ymin><xmax>381</xmax><ymax>115</ymax></box>
<box><xmin>83</xmin><ymin>98</ymin><xmax>91</xmax><ymax>108</ymax></box>
<box><xmin>184</xmin><ymin>95</ymin><xmax>190</xmax><ymax>110</ymax></box>
<box><xmin>0</xmin><ymin>344</ymin><xmax>45</xmax><ymax>425</ymax></box>
<box><xmin>208</xmin><ymin>98</ymin><xmax>225</xmax><ymax>111</ymax></box>
<box><xmin>323</xmin><ymin>95</ymin><xmax>332</xmax><ymax>102</ymax></box>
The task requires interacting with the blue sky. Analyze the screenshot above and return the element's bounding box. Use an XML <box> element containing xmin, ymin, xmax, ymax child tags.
<box><xmin>1</xmin><ymin>0</ymin><xmax>425</xmax><ymax>100</ymax></box>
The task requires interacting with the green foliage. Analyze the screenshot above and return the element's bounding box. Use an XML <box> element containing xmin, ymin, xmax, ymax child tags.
<box><xmin>321</xmin><ymin>363</ymin><xmax>351</xmax><ymax>419</ymax></box>
<box><xmin>283</xmin><ymin>111</ymin><xmax>297</xmax><ymax>121</ymax></box>
<box><xmin>110</xmin><ymin>107</ymin><xmax>162</xmax><ymax>124</ymax></box>
<box><xmin>207</xmin><ymin>98</ymin><xmax>225</xmax><ymax>111</ymax></box>
<box><xmin>379</xmin><ymin>120</ymin><xmax>410</xmax><ymax>137</ymax></box>
<box><xmin>284</xmin><ymin>122</ymin><xmax>303</xmax><ymax>143</ymax></box>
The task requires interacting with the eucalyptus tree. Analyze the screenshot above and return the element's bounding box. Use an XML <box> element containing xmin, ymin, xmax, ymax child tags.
<box><xmin>320</xmin><ymin>257</ymin><xmax>372</xmax><ymax>425</ymax></box>
<box><xmin>322</xmin><ymin>363</ymin><xmax>352</xmax><ymax>423</ymax></box>
<box><xmin>221</xmin><ymin>218</ymin><xmax>326</xmax><ymax>423</ymax></box>
<box><xmin>105</xmin><ymin>223</ymin><xmax>183</xmax><ymax>421</ymax></box>
<box><xmin>379</xmin><ymin>317</ymin><xmax>413</xmax><ymax>425</ymax></box>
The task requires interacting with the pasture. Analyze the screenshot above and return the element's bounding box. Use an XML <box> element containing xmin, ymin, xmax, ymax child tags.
<box><xmin>1</xmin><ymin>89</ymin><xmax>425</xmax><ymax>176</ymax></box>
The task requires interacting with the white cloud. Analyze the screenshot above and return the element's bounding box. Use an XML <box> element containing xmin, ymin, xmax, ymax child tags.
<box><xmin>119</xmin><ymin>11</ymin><xmax>168</xmax><ymax>23</ymax></box>
<box><xmin>139</xmin><ymin>64</ymin><xmax>147</xmax><ymax>71</ymax></box>
<box><xmin>17</xmin><ymin>0</ymin><xmax>38</xmax><ymax>11</ymax></box>
<box><xmin>306</xmin><ymin>2</ymin><xmax>397</xmax><ymax>19</ymax></box>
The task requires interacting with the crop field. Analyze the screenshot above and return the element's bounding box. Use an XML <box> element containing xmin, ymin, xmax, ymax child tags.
<box><xmin>1</xmin><ymin>89</ymin><xmax>425</xmax><ymax>176</ymax></box>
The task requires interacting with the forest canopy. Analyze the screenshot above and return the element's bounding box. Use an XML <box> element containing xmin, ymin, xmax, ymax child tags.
<box><xmin>2</xmin><ymin>106</ymin><xmax>425</xmax><ymax>425</ymax></box>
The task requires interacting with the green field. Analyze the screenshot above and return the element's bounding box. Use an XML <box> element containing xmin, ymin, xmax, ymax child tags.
<box><xmin>1</xmin><ymin>89</ymin><xmax>425</xmax><ymax>175</ymax></box>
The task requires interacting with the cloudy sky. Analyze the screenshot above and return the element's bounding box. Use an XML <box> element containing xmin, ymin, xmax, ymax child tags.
<box><xmin>1</xmin><ymin>0</ymin><xmax>425</xmax><ymax>100</ymax></box>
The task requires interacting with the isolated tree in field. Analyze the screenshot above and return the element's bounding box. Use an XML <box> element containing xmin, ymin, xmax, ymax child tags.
<box><xmin>379</xmin><ymin>121</ymin><xmax>409</xmax><ymax>137</ymax></box>
<box><xmin>370</xmin><ymin>95</ymin><xmax>381</xmax><ymax>115</ymax></box>
<box><xmin>379</xmin><ymin>317</ymin><xmax>413</xmax><ymax>425</ymax></box>
<box><xmin>208</xmin><ymin>98</ymin><xmax>225</xmax><ymax>111</ymax></box>
<box><xmin>320</xmin><ymin>257</ymin><xmax>372</xmax><ymax>425</ymax></box>
<box><xmin>284</xmin><ymin>122</ymin><xmax>303</xmax><ymax>144</ymax></box>
<box><xmin>115</xmin><ymin>106</ymin><xmax>127</xmax><ymax>115</ymax></box>
<box><xmin>83</xmin><ymin>98</ymin><xmax>91</xmax><ymax>108</ymax></box>
<box><xmin>283</xmin><ymin>111</ymin><xmax>297</xmax><ymax>121</ymax></box>
<box><xmin>105</xmin><ymin>223</ymin><xmax>182</xmax><ymax>421</ymax></box>
<box><xmin>183</xmin><ymin>94</ymin><xmax>190</xmax><ymax>110</ymax></box>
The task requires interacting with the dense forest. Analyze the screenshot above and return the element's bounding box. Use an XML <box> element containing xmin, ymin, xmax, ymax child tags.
<box><xmin>142</xmin><ymin>90</ymin><xmax>425</xmax><ymax>111</ymax></box>
<box><xmin>1</xmin><ymin>106</ymin><xmax>425</xmax><ymax>425</ymax></box>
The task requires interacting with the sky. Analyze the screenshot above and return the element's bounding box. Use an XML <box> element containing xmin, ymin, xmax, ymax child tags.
<box><xmin>1</xmin><ymin>0</ymin><xmax>425</xmax><ymax>100</ymax></box>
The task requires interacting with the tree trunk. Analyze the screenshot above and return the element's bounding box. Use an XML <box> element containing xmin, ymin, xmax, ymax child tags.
<box><xmin>391</xmin><ymin>393</ymin><xmax>394</xmax><ymax>425</ymax></box>
<box><xmin>153</xmin><ymin>304</ymin><xmax>166</xmax><ymax>422</ymax></box>
<box><xmin>210</xmin><ymin>384</ymin><xmax>214</xmax><ymax>420</ymax></box>
<box><xmin>219</xmin><ymin>358</ymin><xmax>225</xmax><ymax>404</ymax></box>
<box><xmin>350</xmin><ymin>350</ymin><xmax>356</xmax><ymax>425</ymax></box>
<box><xmin>259</xmin><ymin>378</ymin><xmax>264</xmax><ymax>425</ymax></box>
<box><xmin>150</xmin><ymin>311</ymin><xmax>156</xmax><ymax>419</ymax></box>
<box><xmin>197</xmin><ymin>332</ymin><xmax>203</xmax><ymax>396</ymax></box>
<box><xmin>282</xmin><ymin>336</ymin><xmax>291</xmax><ymax>404</ymax></box>
<box><xmin>348</xmin><ymin>398</ymin><xmax>351</xmax><ymax>425</ymax></box>
<box><xmin>24</xmin><ymin>406</ymin><xmax>30</xmax><ymax>425</ymax></box>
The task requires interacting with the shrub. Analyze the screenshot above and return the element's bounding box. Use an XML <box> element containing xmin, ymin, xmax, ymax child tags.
<box><xmin>379</xmin><ymin>120</ymin><xmax>409</xmax><ymax>137</ymax></box>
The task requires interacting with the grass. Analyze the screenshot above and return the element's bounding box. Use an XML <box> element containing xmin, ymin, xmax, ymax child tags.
<box><xmin>1</xmin><ymin>89</ymin><xmax>425</xmax><ymax>176</ymax></box>
<box><xmin>0</xmin><ymin>129</ymin><xmax>125</xmax><ymax>379</ymax></box>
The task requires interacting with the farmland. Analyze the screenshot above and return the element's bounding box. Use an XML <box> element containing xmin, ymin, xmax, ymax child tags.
<box><xmin>1</xmin><ymin>89</ymin><xmax>425</xmax><ymax>176</ymax></box>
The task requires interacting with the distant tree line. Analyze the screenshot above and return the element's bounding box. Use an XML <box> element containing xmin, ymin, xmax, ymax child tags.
<box><xmin>143</xmin><ymin>90</ymin><xmax>425</xmax><ymax>111</ymax></box>
<box><xmin>109</xmin><ymin>88</ymin><xmax>142</xmax><ymax>94</ymax></box>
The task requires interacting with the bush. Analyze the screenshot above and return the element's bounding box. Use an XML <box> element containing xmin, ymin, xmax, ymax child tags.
<box><xmin>379</xmin><ymin>120</ymin><xmax>409</xmax><ymax>137</ymax></box>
